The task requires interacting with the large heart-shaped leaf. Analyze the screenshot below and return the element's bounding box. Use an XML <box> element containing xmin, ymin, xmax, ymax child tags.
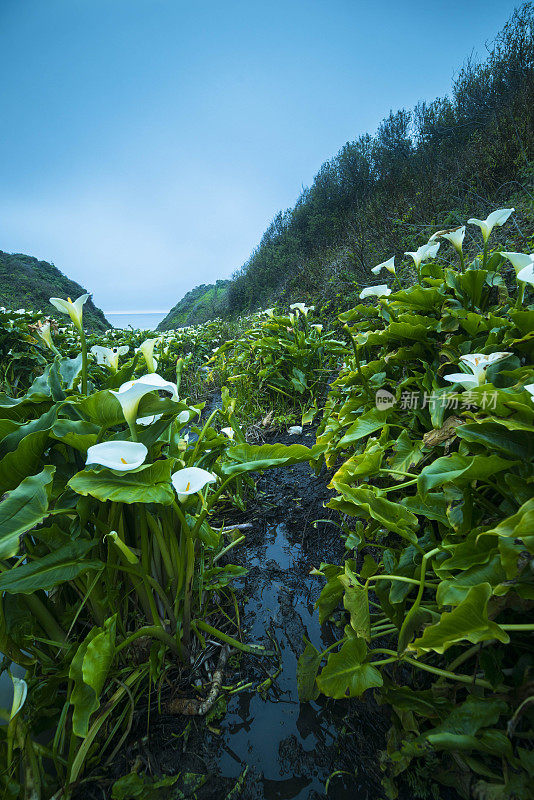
<box><xmin>411</xmin><ymin>583</ymin><xmax>509</xmax><ymax>654</ymax></box>
<box><xmin>69</xmin><ymin>460</ymin><xmax>174</xmax><ymax>505</ymax></box>
<box><xmin>0</xmin><ymin>466</ymin><xmax>55</xmax><ymax>558</ymax></box>
<box><xmin>418</xmin><ymin>453</ymin><xmax>511</xmax><ymax>495</ymax></box>
<box><xmin>221</xmin><ymin>442</ymin><xmax>324</xmax><ymax>476</ymax></box>
<box><xmin>317</xmin><ymin>638</ymin><xmax>382</xmax><ymax>698</ymax></box>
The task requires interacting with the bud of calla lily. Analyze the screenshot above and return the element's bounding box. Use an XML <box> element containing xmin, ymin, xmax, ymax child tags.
<box><xmin>443</xmin><ymin>352</ymin><xmax>511</xmax><ymax>389</ymax></box>
<box><xmin>171</xmin><ymin>467</ymin><xmax>217</xmax><ymax>503</ymax></box>
<box><xmin>86</xmin><ymin>441</ymin><xmax>148</xmax><ymax>471</ymax></box>
<box><xmin>467</xmin><ymin>208</ymin><xmax>514</xmax><ymax>243</ymax></box>
<box><xmin>359</xmin><ymin>285</ymin><xmax>392</xmax><ymax>299</ymax></box>
<box><xmin>105</xmin><ymin>531</ymin><xmax>139</xmax><ymax>563</ymax></box>
<box><xmin>371</xmin><ymin>257</ymin><xmax>395</xmax><ymax>275</ymax></box>
<box><xmin>49</xmin><ymin>293</ymin><xmax>90</xmax><ymax>333</ymax></box>
<box><xmin>9</xmin><ymin>676</ymin><xmax>28</xmax><ymax>721</ymax></box>
<box><xmin>138</xmin><ymin>337</ymin><xmax>161</xmax><ymax>373</ymax></box>
<box><xmin>404</xmin><ymin>242</ymin><xmax>440</xmax><ymax>270</ymax></box>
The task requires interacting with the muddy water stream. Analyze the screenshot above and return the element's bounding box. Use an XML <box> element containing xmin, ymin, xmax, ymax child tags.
<box><xmin>218</xmin><ymin>522</ymin><xmax>341</xmax><ymax>799</ymax></box>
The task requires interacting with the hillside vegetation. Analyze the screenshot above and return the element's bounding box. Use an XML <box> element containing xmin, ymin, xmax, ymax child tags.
<box><xmin>0</xmin><ymin>250</ymin><xmax>109</xmax><ymax>331</ymax></box>
<box><xmin>157</xmin><ymin>280</ymin><xmax>230</xmax><ymax>330</ymax></box>
<box><xmin>216</xmin><ymin>5</ymin><xmax>533</xmax><ymax>315</ymax></box>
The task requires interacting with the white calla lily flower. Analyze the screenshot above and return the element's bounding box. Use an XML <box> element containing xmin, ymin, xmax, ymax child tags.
<box><xmin>91</xmin><ymin>345</ymin><xmax>129</xmax><ymax>372</ymax></box>
<box><xmin>441</xmin><ymin>226</ymin><xmax>466</xmax><ymax>253</ymax></box>
<box><xmin>311</xmin><ymin>324</ymin><xmax>323</xmax><ymax>332</ymax></box>
<box><xmin>9</xmin><ymin>676</ymin><xmax>28</xmax><ymax>721</ymax></box>
<box><xmin>289</xmin><ymin>303</ymin><xmax>314</xmax><ymax>316</ymax></box>
<box><xmin>468</xmin><ymin>208</ymin><xmax>514</xmax><ymax>242</ymax></box>
<box><xmin>36</xmin><ymin>321</ymin><xmax>55</xmax><ymax>350</ymax></box>
<box><xmin>404</xmin><ymin>242</ymin><xmax>440</xmax><ymax>270</ymax></box>
<box><xmin>171</xmin><ymin>467</ymin><xmax>217</xmax><ymax>503</ymax></box>
<box><xmin>371</xmin><ymin>257</ymin><xmax>395</xmax><ymax>275</ymax></box>
<box><xmin>138</xmin><ymin>337</ymin><xmax>161</xmax><ymax>373</ymax></box>
<box><xmin>288</xmin><ymin>425</ymin><xmax>303</xmax><ymax>435</ymax></box>
<box><xmin>86</xmin><ymin>441</ymin><xmax>148</xmax><ymax>471</ymax></box>
<box><xmin>524</xmin><ymin>383</ymin><xmax>534</xmax><ymax>403</ymax></box>
<box><xmin>221</xmin><ymin>426</ymin><xmax>235</xmax><ymax>439</ymax></box>
<box><xmin>444</xmin><ymin>352</ymin><xmax>512</xmax><ymax>389</ymax></box>
<box><xmin>49</xmin><ymin>293</ymin><xmax>90</xmax><ymax>332</ymax></box>
<box><xmin>359</xmin><ymin>285</ymin><xmax>392</xmax><ymax>299</ymax></box>
<box><xmin>500</xmin><ymin>252</ymin><xmax>534</xmax><ymax>276</ymax></box>
<box><xmin>517</xmin><ymin>262</ymin><xmax>534</xmax><ymax>287</ymax></box>
<box><xmin>111</xmin><ymin>374</ymin><xmax>176</xmax><ymax>434</ymax></box>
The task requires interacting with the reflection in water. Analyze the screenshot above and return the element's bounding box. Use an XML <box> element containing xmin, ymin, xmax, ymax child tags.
<box><xmin>217</xmin><ymin>523</ymin><xmax>353</xmax><ymax>800</ymax></box>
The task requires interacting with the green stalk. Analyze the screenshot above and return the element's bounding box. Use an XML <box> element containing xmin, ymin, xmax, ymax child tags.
<box><xmin>146</xmin><ymin>512</ymin><xmax>176</xmax><ymax>584</ymax></box>
<box><xmin>403</xmin><ymin>656</ymin><xmax>502</xmax><ymax>690</ymax></box>
<box><xmin>23</xmin><ymin>594</ymin><xmax>66</xmax><ymax>643</ymax></box>
<box><xmin>193</xmin><ymin>619</ymin><xmax>268</xmax><ymax>654</ymax></box>
<box><xmin>115</xmin><ymin>625</ymin><xmax>183</xmax><ymax>659</ymax></box>
<box><xmin>79</xmin><ymin>326</ymin><xmax>88</xmax><ymax>396</ymax></box>
<box><xmin>397</xmin><ymin>547</ymin><xmax>440</xmax><ymax>654</ymax></box>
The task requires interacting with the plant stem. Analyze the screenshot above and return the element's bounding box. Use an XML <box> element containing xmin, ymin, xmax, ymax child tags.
<box><xmin>79</xmin><ymin>327</ymin><xmax>88</xmax><ymax>395</ymax></box>
<box><xmin>194</xmin><ymin>620</ymin><xmax>268</xmax><ymax>654</ymax></box>
<box><xmin>115</xmin><ymin>625</ymin><xmax>183</xmax><ymax>659</ymax></box>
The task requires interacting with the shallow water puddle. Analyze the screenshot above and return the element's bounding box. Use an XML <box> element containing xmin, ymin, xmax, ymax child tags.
<box><xmin>217</xmin><ymin>523</ymin><xmax>353</xmax><ymax>800</ymax></box>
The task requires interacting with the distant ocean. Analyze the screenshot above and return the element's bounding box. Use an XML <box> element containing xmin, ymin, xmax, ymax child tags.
<box><xmin>105</xmin><ymin>311</ymin><xmax>168</xmax><ymax>330</ymax></box>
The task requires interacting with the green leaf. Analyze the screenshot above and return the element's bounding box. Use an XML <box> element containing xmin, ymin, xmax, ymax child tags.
<box><xmin>70</xmin><ymin>616</ymin><xmax>116</xmax><ymax>737</ymax></box>
<box><xmin>338</xmin><ymin>565</ymin><xmax>370</xmax><ymax>640</ymax></box>
<box><xmin>68</xmin><ymin>461</ymin><xmax>175</xmax><ymax>505</ymax></box>
<box><xmin>296</xmin><ymin>638</ymin><xmax>322</xmax><ymax>701</ymax></box>
<box><xmin>221</xmin><ymin>442</ymin><xmax>324</xmax><ymax>476</ymax></box>
<box><xmin>50</xmin><ymin>419</ymin><xmax>100</xmax><ymax>452</ymax></box>
<box><xmin>457</xmin><ymin>422</ymin><xmax>533</xmax><ymax>460</ymax></box>
<box><xmin>0</xmin><ymin>430</ymin><xmax>50</xmax><ymax>492</ymax></box>
<box><xmin>0</xmin><ymin>540</ymin><xmax>102</xmax><ymax>594</ymax></box>
<box><xmin>329</xmin><ymin>482</ymin><xmax>418</xmax><ymax>542</ymax></box>
<box><xmin>480</xmin><ymin>498</ymin><xmax>534</xmax><ymax>554</ymax></box>
<box><xmin>317</xmin><ymin>638</ymin><xmax>382</xmax><ymax>698</ymax></box>
<box><xmin>338</xmin><ymin>409</ymin><xmax>388</xmax><ymax>447</ymax></box>
<box><xmin>411</xmin><ymin>583</ymin><xmax>509</xmax><ymax>655</ymax></box>
<box><xmin>0</xmin><ymin>467</ymin><xmax>55</xmax><ymax>558</ymax></box>
<box><xmin>418</xmin><ymin>453</ymin><xmax>511</xmax><ymax>495</ymax></box>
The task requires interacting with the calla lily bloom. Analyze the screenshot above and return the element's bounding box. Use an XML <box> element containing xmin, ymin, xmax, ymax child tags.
<box><xmin>86</xmin><ymin>441</ymin><xmax>148</xmax><ymax>471</ymax></box>
<box><xmin>36</xmin><ymin>321</ymin><xmax>55</xmax><ymax>350</ymax></box>
<box><xmin>444</xmin><ymin>352</ymin><xmax>512</xmax><ymax>389</ymax></box>
<box><xmin>138</xmin><ymin>337</ymin><xmax>161</xmax><ymax>373</ymax></box>
<box><xmin>371</xmin><ymin>257</ymin><xmax>395</xmax><ymax>275</ymax></box>
<box><xmin>9</xmin><ymin>676</ymin><xmax>28</xmax><ymax>721</ymax></box>
<box><xmin>499</xmin><ymin>252</ymin><xmax>534</xmax><ymax>276</ymax></box>
<box><xmin>91</xmin><ymin>345</ymin><xmax>129</xmax><ymax>372</ymax></box>
<box><xmin>468</xmin><ymin>208</ymin><xmax>514</xmax><ymax>242</ymax></box>
<box><xmin>49</xmin><ymin>293</ymin><xmax>90</xmax><ymax>332</ymax></box>
<box><xmin>359</xmin><ymin>285</ymin><xmax>391</xmax><ymax>299</ymax></box>
<box><xmin>288</xmin><ymin>425</ymin><xmax>303</xmax><ymax>435</ymax></box>
<box><xmin>404</xmin><ymin>242</ymin><xmax>440</xmax><ymax>270</ymax></box>
<box><xmin>171</xmin><ymin>467</ymin><xmax>217</xmax><ymax>503</ymax></box>
<box><xmin>517</xmin><ymin>262</ymin><xmax>534</xmax><ymax>287</ymax></box>
<box><xmin>290</xmin><ymin>303</ymin><xmax>314</xmax><ymax>316</ymax></box>
<box><xmin>524</xmin><ymin>383</ymin><xmax>534</xmax><ymax>403</ymax></box>
<box><xmin>263</xmin><ymin>308</ymin><xmax>275</xmax><ymax>317</ymax></box>
<box><xmin>311</xmin><ymin>324</ymin><xmax>323</xmax><ymax>332</ymax></box>
<box><xmin>441</xmin><ymin>226</ymin><xmax>466</xmax><ymax>253</ymax></box>
<box><xmin>111</xmin><ymin>375</ymin><xmax>176</xmax><ymax>435</ymax></box>
<box><xmin>221</xmin><ymin>426</ymin><xmax>235</xmax><ymax>439</ymax></box>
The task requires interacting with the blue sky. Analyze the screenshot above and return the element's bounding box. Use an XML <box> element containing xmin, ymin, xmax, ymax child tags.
<box><xmin>0</xmin><ymin>0</ymin><xmax>518</xmax><ymax>312</ymax></box>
